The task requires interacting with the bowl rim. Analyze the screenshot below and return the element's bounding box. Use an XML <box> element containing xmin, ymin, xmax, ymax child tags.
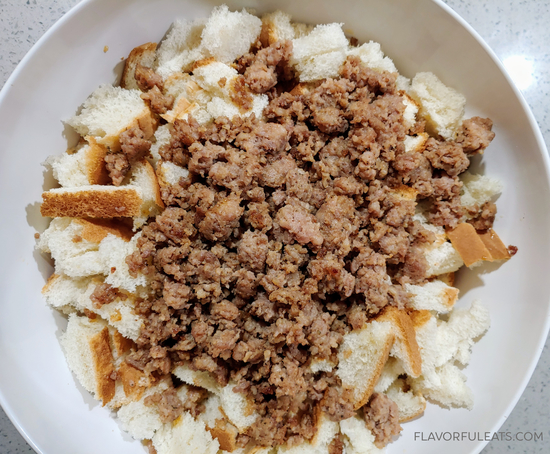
<box><xmin>1</xmin><ymin>0</ymin><xmax>549</xmax><ymax>453</ymax></box>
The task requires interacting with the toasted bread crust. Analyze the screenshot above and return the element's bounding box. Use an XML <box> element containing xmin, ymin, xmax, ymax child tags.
<box><xmin>378</xmin><ymin>307</ymin><xmax>422</xmax><ymax>378</ymax></box>
<box><xmin>90</xmin><ymin>327</ymin><xmax>116</xmax><ymax>405</ymax></box>
<box><xmin>121</xmin><ymin>42</ymin><xmax>158</xmax><ymax>90</ymax></box>
<box><xmin>74</xmin><ymin>218</ymin><xmax>134</xmax><ymax>243</ymax></box>
<box><xmin>209</xmin><ymin>419</ymin><xmax>239</xmax><ymax>452</ymax></box>
<box><xmin>41</xmin><ymin>187</ymin><xmax>142</xmax><ymax>218</ymax></box>
<box><xmin>447</xmin><ymin>223</ymin><xmax>492</xmax><ymax>267</ymax></box>
<box><xmin>85</xmin><ymin>137</ymin><xmax>111</xmax><ymax>185</ymax></box>
<box><xmin>141</xmin><ymin>160</ymin><xmax>164</xmax><ymax>209</ymax></box>
<box><xmin>478</xmin><ymin>229</ymin><xmax>511</xmax><ymax>261</ymax></box>
<box><xmin>398</xmin><ymin>392</ymin><xmax>427</xmax><ymax>423</ymax></box>
<box><xmin>118</xmin><ymin>361</ymin><xmax>146</xmax><ymax>400</ymax></box>
<box><xmin>410</xmin><ymin>310</ymin><xmax>432</xmax><ymax>330</ymax></box>
<box><xmin>112</xmin><ymin>329</ymin><xmax>136</xmax><ymax>357</ymax></box>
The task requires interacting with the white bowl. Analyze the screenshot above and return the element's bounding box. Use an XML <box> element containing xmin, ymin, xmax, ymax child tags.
<box><xmin>0</xmin><ymin>0</ymin><xmax>548</xmax><ymax>453</ymax></box>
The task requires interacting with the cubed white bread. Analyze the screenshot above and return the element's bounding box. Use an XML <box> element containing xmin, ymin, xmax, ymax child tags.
<box><xmin>336</xmin><ymin>319</ymin><xmax>395</xmax><ymax>409</ymax></box>
<box><xmin>155</xmin><ymin>19</ymin><xmax>206</xmax><ymax>79</ymax></box>
<box><xmin>410</xmin><ymin>302</ymin><xmax>489</xmax><ymax>408</ymax></box>
<box><xmin>373</xmin><ymin>357</ymin><xmax>405</xmax><ymax>394</ymax></box>
<box><xmin>40</xmin><ymin>160</ymin><xmax>163</xmax><ymax>229</ymax></box>
<box><xmin>46</xmin><ymin>137</ymin><xmax>109</xmax><ymax>187</ymax></box>
<box><xmin>149</xmin><ymin>124</ymin><xmax>172</xmax><ymax>165</ymax></box>
<box><xmin>162</xmin><ymin>74</ymin><xmax>210</xmax><ymax>124</ymax></box>
<box><xmin>346</xmin><ymin>41</ymin><xmax>398</xmax><ymax>74</ymax></box>
<box><xmin>425</xmin><ymin>241</ymin><xmax>464</xmax><ymax>276</ymax></box>
<box><xmin>152</xmin><ymin>411</ymin><xmax>220</xmax><ymax>454</ymax></box>
<box><xmin>172</xmin><ymin>364</ymin><xmax>221</xmax><ymax>394</ymax></box>
<box><xmin>309</xmin><ymin>357</ymin><xmax>336</xmax><ymax>374</ymax></box>
<box><xmin>409</xmin><ymin>72</ymin><xmax>466</xmax><ymax>140</ymax></box>
<box><xmin>377</xmin><ymin>307</ymin><xmax>422</xmax><ymax>378</ymax></box>
<box><xmin>401</xmin><ymin>94</ymin><xmax>419</xmax><ymax>129</ymax></box>
<box><xmin>260</xmin><ymin>11</ymin><xmax>295</xmax><ymax>47</ymax></box>
<box><xmin>292</xmin><ymin>22</ymin><xmax>314</xmax><ymax>39</ymax></box>
<box><xmin>219</xmin><ymin>382</ymin><xmax>258</xmax><ymax>432</ymax></box>
<box><xmin>157</xmin><ymin>161</ymin><xmax>189</xmax><ymax>189</ymax></box>
<box><xmin>198</xmin><ymin>394</ymin><xmax>224</xmax><ymax>429</ymax></box>
<box><xmin>192</xmin><ymin>61</ymin><xmax>239</xmax><ymax>98</ymax></box>
<box><xmin>117</xmin><ymin>378</ymin><xmax>172</xmax><ymax>440</ymax></box>
<box><xmin>291</xmin><ymin>23</ymin><xmax>348</xmax><ymax>64</ymax></box>
<box><xmin>38</xmin><ymin>217</ymin><xmax>148</xmax><ymax>293</ymax></box>
<box><xmin>206</xmin><ymin>94</ymin><xmax>269</xmax><ymax>122</ymax></box>
<box><xmin>121</xmin><ymin>42</ymin><xmax>158</xmax><ymax>90</ymax></box>
<box><xmin>460</xmin><ymin>172</ymin><xmax>503</xmax><ymax>210</ymax></box>
<box><xmin>131</xmin><ymin>160</ymin><xmax>164</xmax><ymax>228</ymax></box>
<box><xmin>295</xmin><ymin>50</ymin><xmax>347</xmax><ymax>82</ymax></box>
<box><xmin>60</xmin><ymin>314</ymin><xmax>116</xmax><ymax>405</ymax></box>
<box><xmin>405</xmin><ymin>279</ymin><xmax>459</xmax><ymax>314</ymax></box>
<box><xmin>200</xmin><ymin>5</ymin><xmax>262</xmax><ymax>64</ymax></box>
<box><xmin>384</xmin><ymin>378</ymin><xmax>426</xmax><ymax>423</ymax></box>
<box><xmin>199</xmin><ymin>395</ymin><xmax>240</xmax><ymax>453</ymax></box>
<box><xmin>435</xmin><ymin>300</ymin><xmax>490</xmax><ymax>366</ymax></box>
<box><xmin>410</xmin><ymin>362</ymin><xmax>474</xmax><ymax>410</ymax></box>
<box><xmin>41</xmin><ymin>273</ymin><xmax>87</xmax><ymax>314</ymax></box>
<box><xmin>340</xmin><ymin>415</ymin><xmax>383</xmax><ymax>454</ymax></box>
<box><xmin>66</xmin><ymin>84</ymin><xmax>156</xmax><ymax>151</ymax></box>
<box><xmin>403</xmin><ymin>133</ymin><xmax>428</xmax><ymax>153</ymax></box>
<box><xmin>396</xmin><ymin>75</ymin><xmax>411</xmax><ymax>92</ymax></box>
<box><xmin>277</xmin><ymin>412</ymin><xmax>339</xmax><ymax>454</ymax></box>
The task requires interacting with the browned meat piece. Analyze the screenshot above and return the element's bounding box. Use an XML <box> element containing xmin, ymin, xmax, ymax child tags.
<box><xmin>456</xmin><ymin>116</ymin><xmax>495</xmax><ymax>154</ymax></box>
<box><xmin>362</xmin><ymin>393</ymin><xmax>402</xmax><ymax>448</ymax></box>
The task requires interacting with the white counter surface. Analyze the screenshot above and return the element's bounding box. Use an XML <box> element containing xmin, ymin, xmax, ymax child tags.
<box><xmin>1</xmin><ymin>0</ymin><xmax>549</xmax><ymax>453</ymax></box>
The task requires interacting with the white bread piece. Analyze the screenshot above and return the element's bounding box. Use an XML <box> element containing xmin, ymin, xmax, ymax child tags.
<box><xmin>219</xmin><ymin>382</ymin><xmax>258</xmax><ymax>432</ymax></box>
<box><xmin>401</xmin><ymin>93</ymin><xmax>419</xmax><ymax>129</ymax></box>
<box><xmin>66</xmin><ymin>84</ymin><xmax>155</xmax><ymax>151</ymax></box>
<box><xmin>121</xmin><ymin>42</ymin><xmax>158</xmax><ymax>90</ymax></box>
<box><xmin>150</xmin><ymin>124</ymin><xmax>172</xmax><ymax>164</ymax></box>
<box><xmin>385</xmin><ymin>378</ymin><xmax>426</xmax><ymax>423</ymax></box>
<box><xmin>198</xmin><ymin>394</ymin><xmax>224</xmax><ymax>429</ymax></box>
<box><xmin>377</xmin><ymin>307</ymin><xmax>422</xmax><ymax>378</ymax></box>
<box><xmin>199</xmin><ymin>394</ymin><xmax>240</xmax><ymax>452</ymax></box>
<box><xmin>336</xmin><ymin>319</ymin><xmax>395</xmax><ymax>409</ymax></box>
<box><xmin>45</xmin><ymin>138</ymin><xmax>109</xmax><ymax>187</ymax></box>
<box><xmin>292</xmin><ymin>22</ymin><xmax>314</xmax><ymax>39</ymax></box>
<box><xmin>404</xmin><ymin>133</ymin><xmax>428</xmax><ymax>153</ymax></box>
<box><xmin>172</xmin><ymin>364</ymin><xmax>221</xmax><ymax>394</ymax></box>
<box><xmin>292</xmin><ymin>23</ymin><xmax>348</xmax><ymax>64</ymax></box>
<box><xmin>41</xmin><ymin>273</ymin><xmax>87</xmax><ymax>314</ymax></box>
<box><xmin>260</xmin><ymin>11</ymin><xmax>295</xmax><ymax>46</ymax></box>
<box><xmin>117</xmin><ymin>378</ymin><xmax>172</xmax><ymax>440</ymax></box>
<box><xmin>409</xmin><ymin>72</ymin><xmax>466</xmax><ymax>140</ymax></box>
<box><xmin>39</xmin><ymin>218</ymin><xmax>148</xmax><ymax>293</ymax></box>
<box><xmin>206</xmin><ymin>94</ymin><xmax>268</xmax><ymax>122</ymax></box>
<box><xmin>346</xmin><ymin>41</ymin><xmax>398</xmax><ymax>74</ymax></box>
<box><xmin>155</xmin><ymin>19</ymin><xmax>205</xmax><ymax>79</ymax></box>
<box><xmin>340</xmin><ymin>415</ymin><xmax>383</xmax><ymax>454</ymax></box>
<box><xmin>192</xmin><ymin>61</ymin><xmax>239</xmax><ymax>98</ymax></box>
<box><xmin>411</xmin><ymin>362</ymin><xmax>474</xmax><ymax>410</ymax></box>
<box><xmin>200</xmin><ymin>5</ymin><xmax>262</xmax><ymax>64</ymax></box>
<box><xmin>405</xmin><ymin>279</ymin><xmax>459</xmax><ymax>314</ymax></box>
<box><xmin>41</xmin><ymin>160</ymin><xmax>163</xmax><ymax>228</ymax></box>
<box><xmin>460</xmin><ymin>172</ymin><xmax>503</xmax><ymax>210</ymax></box>
<box><xmin>295</xmin><ymin>50</ymin><xmax>347</xmax><ymax>82</ymax></box>
<box><xmin>152</xmin><ymin>411</ymin><xmax>220</xmax><ymax>454</ymax></box>
<box><xmin>162</xmin><ymin>74</ymin><xmax>211</xmax><ymax>124</ymax></box>
<box><xmin>435</xmin><ymin>300</ymin><xmax>490</xmax><ymax>366</ymax></box>
<box><xmin>60</xmin><ymin>314</ymin><xmax>116</xmax><ymax>406</ymax></box>
<box><xmin>309</xmin><ymin>358</ymin><xmax>336</xmax><ymax>374</ymax></box>
<box><xmin>277</xmin><ymin>412</ymin><xmax>339</xmax><ymax>454</ymax></box>
<box><xmin>157</xmin><ymin>161</ymin><xmax>189</xmax><ymax>189</ymax></box>
<box><xmin>373</xmin><ymin>357</ymin><xmax>405</xmax><ymax>394</ymax></box>
<box><xmin>396</xmin><ymin>75</ymin><xmax>411</xmax><ymax>92</ymax></box>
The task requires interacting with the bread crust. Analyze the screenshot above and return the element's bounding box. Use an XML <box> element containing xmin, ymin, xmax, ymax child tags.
<box><xmin>89</xmin><ymin>326</ymin><xmax>116</xmax><ymax>405</ymax></box>
<box><xmin>478</xmin><ymin>229</ymin><xmax>511</xmax><ymax>261</ymax></box>
<box><xmin>121</xmin><ymin>42</ymin><xmax>158</xmax><ymax>90</ymax></box>
<box><xmin>85</xmin><ymin>137</ymin><xmax>110</xmax><ymax>185</ymax></box>
<box><xmin>74</xmin><ymin>218</ymin><xmax>134</xmax><ymax>243</ymax></box>
<box><xmin>447</xmin><ymin>223</ymin><xmax>492</xmax><ymax>267</ymax></box>
<box><xmin>41</xmin><ymin>187</ymin><xmax>142</xmax><ymax>218</ymax></box>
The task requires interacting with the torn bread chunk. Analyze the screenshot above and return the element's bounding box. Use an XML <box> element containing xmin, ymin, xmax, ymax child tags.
<box><xmin>46</xmin><ymin>137</ymin><xmax>110</xmax><ymax>187</ymax></box>
<box><xmin>41</xmin><ymin>160</ymin><xmax>163</xmax><ymax>229</ymax></box>
<box><xmin>405</xmin><ymin>279</ymin><xmax>459</xmax><ymax>313</ymax></box>
<box><xmin>260</xmin><ymin>10</ymin><xmax>295</xmax><ymax>47</ymax></box>
<box><xmin>336</xmin><ymin>319</ymin><xmax>395</xmax><ymax>409</ymax></box>
<box><xmin>200</xmin><ymin>5</ymin><xmax>262</xmax><ymax>65</ymax></box>
<box><xmin>66</xmin><ymin>84</ymin><xmax>156</xmax><ymax>151</ymax></box>
<box><xmin>152</xmin><ymin>411</ymin><xmax>220</xmax><ymax>454</ymax></box>
<box><xmin>149</xmin><ymin>124</ymin><xmax>172</xmax><ymax>164</ymax></box>
<box><xmin>121</xmin><ymin>42</ymin><xmax>158</xmax><ymax>90</ymax></box>
<box><xmin>346</xmin><ymin>41</ymin><xmax>398</xmax><ymax>74</ymax></box>
<box><xmin>60</xmin><ymin>314</ymin><xmax>116</xmax><ymax>406</ymax></box>
<box><xmin>460</xmin><ymin>172</ymin><xmax>503</xmax><ymax>211</ymax></box>
<box><xmin>157</xmin><ymin>161</ymin><xmax>190</xmax><ymax>189</ymax></box>
<box><xmin>385</xmin><ymin>378</ymin><xmax>426</xmax><ymax>423</ymax></box>
<box><xmin>340</xmin><ymin>415</ymin><xmax>384</xmax><ymax>454</ymax></box>
<box><xmin>409</xmin><ymin>72</ymin><xmax>466</xmax><ymax>140</ymax></box>
<box><xmin>155</xmin><ymin>19</ymin><xmax>205</xmax><ymax>79</ymax></box>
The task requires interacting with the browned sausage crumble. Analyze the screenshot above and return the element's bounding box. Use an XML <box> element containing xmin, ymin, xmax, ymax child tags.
<box><xmin>123</xmin><ymin>39</ymin><xmax>495</xmax><ymax>448</ymax></box>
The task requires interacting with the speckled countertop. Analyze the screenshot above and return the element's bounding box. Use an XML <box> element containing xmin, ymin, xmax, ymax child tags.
<box><xmin>1</xmin><ymin>0</ymin><xmax>549</xmax><ymax>453</ymax></box>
